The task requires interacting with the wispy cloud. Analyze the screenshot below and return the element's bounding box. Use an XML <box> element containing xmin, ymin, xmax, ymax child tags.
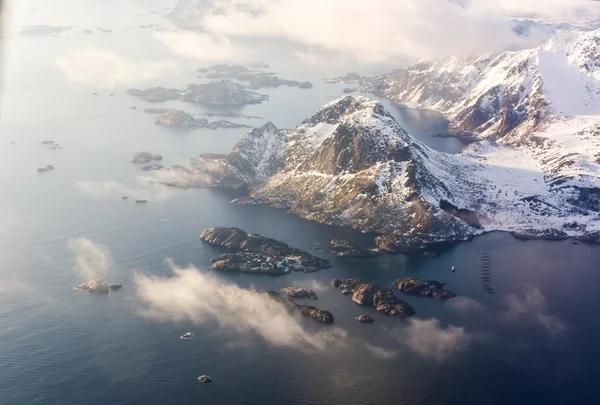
<box><xmin>67</xmin><ymin>237</ymin><xmax>115</xmax><ymax>281</ymax></box>
<box><xmin>198</xmin><ymin>0</ymin><xmax>600</xmax><ymax>63</ymax></box>
<box><xmin>507</xmin><ymin>288</ymin><xmax>567</xmax><ymax>338</ymax></box>
<box><xmin>447</xmin><ymin>296</ymin><xmax>484</xmax><ymax>313</ymax></box>
<box><xmin>55</xmin><ymin>48</ymin><xmax>178</xmax><ymax>87</ymax></box>
<box><xmin>366</xmin><ymin>343</ymin><xmax>399</xmax><ymax>359</ymax></box>
<box><xmin>75</xmin><ymin>176</ymin><xmax>185</xmax><ymax>202</ymax></box>
<box><xmin>133</xmin><ymin>260</ymin><xmax>348</xmax><ymax>350</ymax></box>
<box><xmin>154</xmin><ymin>30</ymin><xmax>249</xmax><ymax>63</ymax></box>
<box><xmin>401</xmin><ymin>318</ymin><xmax>474</xmax><ymax>361</ymax></box>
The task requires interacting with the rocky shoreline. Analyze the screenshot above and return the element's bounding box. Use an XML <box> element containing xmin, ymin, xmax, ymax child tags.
<box><xmin>392</xmin><ymin>278</ymin><xmax>457</xmax><ymax>300</ymax></box>
<box><xmin>197</xmin><ymin>64</ymin><xmax>313</xmax><ymax>90</ymax></box>
<box><xmin>128</xmin><ymin>80</ymin><xmax>268</xmax><ymax>106</ymax></box>
<box><xmin>331</xmin><ymin>278</ymin><xmax>416</xmax><ymax>318</ymax></box>
<box><xmin>266</xmin><ymin>290</ymin><xmax>333</xmax><ymax>324</ymax></box>
<box><xmin>200</xmin><ymin>227</ymin><xmax>330</xmax><ymax>274</ymax></box>
<box><xmin>315</xmin><ymin>239</ymin><xmax>382</xmax><ymax>258</ymax></box>
<box><xmin>144</xmin><ymin>108</ymin><xmax>252</xmax><ymax>130</ymax></box>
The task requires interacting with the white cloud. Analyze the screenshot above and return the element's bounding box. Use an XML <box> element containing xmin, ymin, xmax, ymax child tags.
<box><xmin>507</xmin><ymin>288</ymin><xmax>567</xmax><ymax>337</ymax></box>
<box><xmin>67</xmin><ymin>237</ymin><xmax>115</xmax><ymax>281</ymax></box>
<box><xmin>133</xmin><ymin>259</ymin><xmax>348</xmax><ymax>350</ymax></box>
<box><xmin>75</xmin><ymin>176</ymin><xmax>185</xmax><ymax>202</ymax></box>
<box><xmin>154</xmin><ymin>30</ymin><xmax>249</xmax><ymax>63</ymax></box>
<box><xmin>401</xmin><ymin>318</ymin><xmax>474</xmax><ymax>361</ymax></box>
<box><xmin>198</xmin><ymin>0</ymin><xmax>600</xmax><ymax>63</ymax></box>
<box><xmin>55</xmin><ymin>48</ymin><xmax>179</xmax><ymax>87</ymax></box>
<box><xmin>446</xmin><ymin>297</ymin><xmax>484</xmax><ymax>313</ymax></box>
<box><xmin>366</xmin><ymin>343</ymin><xmax>398</xmax><ymax>359</ymax></box>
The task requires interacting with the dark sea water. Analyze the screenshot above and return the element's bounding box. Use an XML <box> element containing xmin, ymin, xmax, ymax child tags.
<box><xmin>1</xmin><ymin>1</ymin><xmax>600</xmax><ymax>404</ymax></box>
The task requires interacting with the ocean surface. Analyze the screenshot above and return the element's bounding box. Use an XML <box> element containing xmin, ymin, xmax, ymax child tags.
<box><xmin>1</xmin><ymin>1</ymin><xmax>599</xmax><ymax>404</ymax></box>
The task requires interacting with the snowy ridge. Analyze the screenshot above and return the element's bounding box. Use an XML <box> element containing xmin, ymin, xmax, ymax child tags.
<box><xmin>365</xmin><ymin>29</ymin><xmax>600</xmax><ymax>144</ymax></box>
<box><xmin>226</xmin><ymin>122</ymin><xmax>287</xmax><ymax>186</ymax></box>
<box><xmin>155</xmin><ymin>95</ymin><xmax>600</xmax><ymax>251</ymax></box>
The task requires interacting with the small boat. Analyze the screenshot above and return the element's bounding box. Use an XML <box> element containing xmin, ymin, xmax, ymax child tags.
<box><xmin>180</xmin><ymin>332</ymin><xmax>194</xmax><ymax>340</ymax></box>
<box><xmin>451</xmin><ymin>266</ymin><xmax>455</xmax><ymax>273</ymax></box>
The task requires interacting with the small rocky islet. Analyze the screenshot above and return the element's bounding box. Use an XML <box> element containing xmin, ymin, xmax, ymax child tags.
<box><xmin>144</xmin><ymin>108</ymin><xmax>252</xmax><ymax>130</ymax></box>
<box><xmin>37</xmin><ymin>165</ymin><xmax>55</xmax><ymax>174</ymax></box>
<box><xmin>197</xmin><ymin>64</ymin><xmax>313</xmax><ymax>90</ymax></box>
<box><xmin>355</xmin><ymin>315</ymin><xmax>375</xmax><ymax>324</ymax></box>
<box><xmin>331</xmin><ymin>278</ymin><xmax>416</xmax><ymax>318</ymax></box>
<box><xmin>132</xmin><ymin>151</ymin><xmax>162</xmax><ymax>164</ymax></box>
<box><xmin>266</xmin><ymin>290</ymin><xmax>333</xmax><ymax>324</ymax></box>
<box><xmin>128</xmin><ymin>79</ymin><xmax>268</xmax><ymax>106</ymax></box>
<box><xmin>392</xmin><ymin>278</ymin><xmax>457</xmax><ymax>300</ymax></box>
<box><xmin>316</xmin><ymin>239</ymin><xmax>382</xmax><ymax>258</ymax></box>
<box><xmin>280</xmin><ymin>287</ymin><xmax>318</xmax><ymax>300</ymax></box>
<box><xmin>200</xmin><ymin>227</ymin><xmax>330</xmax><ymax>275</ymax></box>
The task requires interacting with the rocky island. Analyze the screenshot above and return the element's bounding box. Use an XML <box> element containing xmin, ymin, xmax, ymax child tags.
<box><xmin>132</xmin><ymin>152</ymin><xmax>162</xmax><ymax>164</ymax></box>
<box><xmin>200</xmin><ymin>227</ymin><xmax>330</xmax><ymax>274</ymax></box>
<box><xmin>145</xmin><ymin>108</ymin><xmax>252</xmax><ymax>130</ymax></box>
<box><xmin>197</xmin><ymin>64</ymin><xmax>313</xmax><ymax>90</ymax></box>
<box><xmin>75</xmin><ymin>279</ymin><xmax>109</xmax><ymax>293</ymax></box>
<box><xmin>355</xmin><ymin>315</ymin><xmax>375</xmax><ymax>323</ymax></box>
<box><xmin>128</xmin><ymin>80</ymin><xmax>268</xmax><ymax>106</ymax></box>
<box><xmin>37</xmin><ymin>165</ymin><xmax>55</xmax><ymax>173</ymax></box>
<box><xmin>318</xmin><ymin>239</ymin><xmax>382</xmax><ymax>258</ymax></box>
<box><xmin>266</xmin><ymin>290</ymin><xmax>333</xmax><ymax>324</ymax></box>
<box><xmin>280</xmin><ymin>287</ymin><xmax>318</xmax><ymax>300</ymax></box>
<box><xmin>331</xmin><ymin>278</ymin><xmax>416</xmax><ymax>318</ymax></box>
<box><xmin>392</xmin><ymin>278</ymin><xmax>457</xmax><ymax>300</ymax></box>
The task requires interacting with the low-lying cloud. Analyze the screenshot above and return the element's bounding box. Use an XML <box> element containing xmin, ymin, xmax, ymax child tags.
<box><xmin>154</xmin><ymin>30</ymin><xmax>249</xmax><ymax>63</ymax></box>
<box><xmin>75</xmin><ymin>176</ymin><xmax>184</xmax><ymax>202</ymax></box>
<box><xmin>67</xmin><ymin>237</ymin><xmax>115</xmax><ymax>281</ymax></box>
<box><xmin>198</xmin><ymin>0</ymin><xmax>600</xmax><ymax>63</ymax></box>
<box><xmin>402</xmin><ymin>318</ymin><xmax>474</xmax><ymax>361</ymax></box>
<box><xmin>134</xmin><ymin>260</ymin><xmax>348</xmax><ymax>350</ymax></box>
<box><xmin>447</xmin><ymin>296</ymin><xmax>484</xmax><ymax>313</ymax></box>
<box><xmin>507</xmin><ymin>288</ymin><xmax>567</xmax><ymax>338</ymax></box>
<box><xmin>55</xmin><ymin>48</ymin><xmax>178</xmax><ymax>87</ymax></box>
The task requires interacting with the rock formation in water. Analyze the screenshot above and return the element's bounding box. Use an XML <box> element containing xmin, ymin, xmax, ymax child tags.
<box><xmin>198</xmin><ymin>375</ymin><xmax>213</xmax><ymax>384</ymax></box>
<box><xmin>196</xmin><ymin>64</ymin><xmax>313</xmax><ymax>90</ymax></box>
<box><xmin>328</xmin><ymin>239</ymin><xmax>382</xmax><ymax>258</ymax></box>
<box><xmin>392</xmin><ymin>278</ymin><xmax>457</xmax><ymax>300</ymax></box>
<box><xmin>128</xmin><ymin>80</ymin><xmax>268</xmax><ymax>106</ymax></box>
<box><xmin>355</xmin><ymin>315</ymin><xmax>375</xmax><ymax>323</ymax></box>
<box><xmin>37</xmin><ymin>165</ymin><xmax>55</xmax><ymax>173</ymax></box>
<box><xmin>76</xmin><ymin>279</ymin><xmax>109</xmax><ymax>293</ymax></box>
<box><xmin>200</xmin><ymin>227</ymin><xmax>330</xmax><ymax>274</ymax></box>
<box><xmin>140</xmin><ymin>163</ymin><xmax>164</xmax><ymax>171</ymax></box>
<box><xmin>331</xmin><ymin>278</ymin><xmax>416</xmax><ymax>318</ymax></box>
<box><xmin>266</xmin><ymin>290</ymin><xmax>333</xmax><ymax>324</ymax></box>
<box><xmin>132</xmin><ymin>152</ymin><xmax>162</xmax><ymax>164</ymax></box>
<box><xmin>280</xmin><ymin>287</ymin><xmax>318</xmax><ymax>300</ymax></box>
<box><xmin>149</xmin><ymin>108</ymin><xmax>252</xmax><ymax>130</ymax></box>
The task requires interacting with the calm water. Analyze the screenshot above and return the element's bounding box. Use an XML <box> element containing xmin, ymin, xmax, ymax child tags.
<box><xmin>1</xmin><ymin>1</ymin><xmax>599</xmax><ymax>404</ymax></box>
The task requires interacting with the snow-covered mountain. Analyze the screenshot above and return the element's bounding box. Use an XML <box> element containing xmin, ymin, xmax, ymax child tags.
<box><xmin>154</xmin><ymin>95</ymin><xmax>600</xmax><ymax>252</ymax></box>
<box><xmin>364</xmin><ymin>29</ymin><xmax>600</xmax><ymax>144</ymax></box>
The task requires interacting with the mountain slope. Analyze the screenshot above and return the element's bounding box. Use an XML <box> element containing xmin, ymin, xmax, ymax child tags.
<box><xmin>364</xmin><ymin>29</ymin><xmax>600</xmax><ymax>144</ymax></box>
<box><xmin>154</xmin><ymin>95</ymin><xmax>600</xmax><ymax>251</ymax></box>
